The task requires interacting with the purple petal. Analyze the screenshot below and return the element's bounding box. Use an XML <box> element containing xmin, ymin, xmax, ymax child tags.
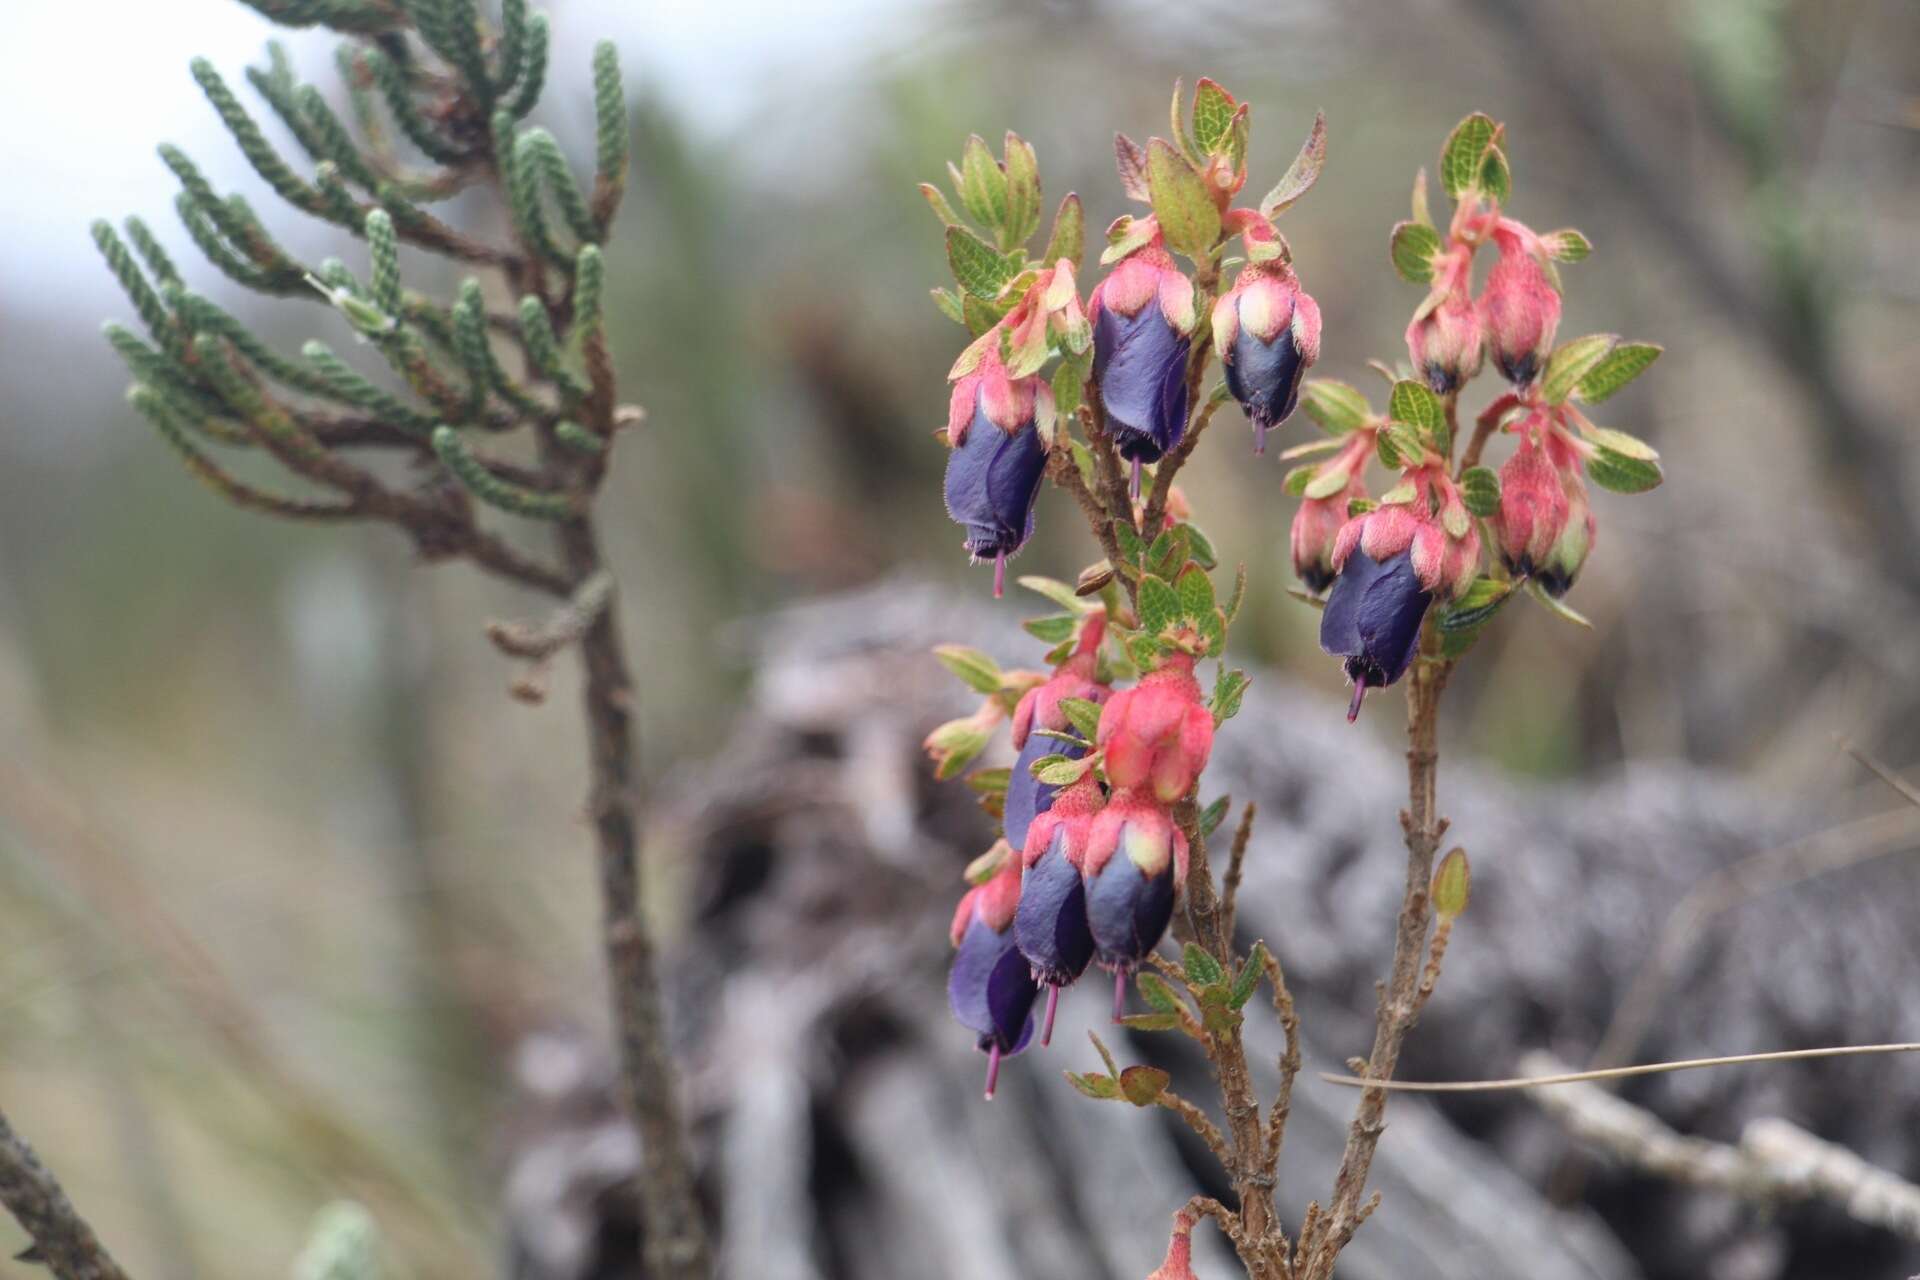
<box><xmin>1014</xmin><ymin>831</ymin><xmax>1095</xmax><ymax>985</ymax></box>
<box><xmin>1085</xmin><ymin>848</ymin><xmax>1176</xmax><ymax>969</ymax></box>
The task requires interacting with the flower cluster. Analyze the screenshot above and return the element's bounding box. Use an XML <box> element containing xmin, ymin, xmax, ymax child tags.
<box><xmin>1285</xmin><ymin>112</ymin><xmax>1664</xmax><ymax>718</ymax></box>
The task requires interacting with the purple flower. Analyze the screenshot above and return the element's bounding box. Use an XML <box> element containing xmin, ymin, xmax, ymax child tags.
<box><xmin>944</xmin><ymin>346</ymin><xmax>1053</xmax><ymax>597</ymax></box>
<box><xmin>1004</xmin><ymin>730</ymin><xmax>1076</xmax><ymax>855</ymax></box>
<box><xmin>1013</xmin><ymin>775</ymin><xmax>1103</xmax><ymax>1044</ymax></box>
<box><xmin>1211</xmin><ymin>267</ymin><xmax>1321</xmax><ymax>454</ymax></box>
<box><xmin>1090</xmin><ymin>242</ymin><xmax>1195</xmax><ymax>492</ymax></box>
<box><xmin>1319</xmin><ymin>545</ymin><xmax>1432</xmax><ymax>720</ymax></box>
<box><xmin>947</xmin><ymin>850</ymin><xmax>1036</xmax><ymax>1098</ymax></box>
<box><xmin>1082</xmin><ymin>790</ymin><xmax>1188</xmax><ymax>1020</ymax></box>
<box><xmin>1003</xmin><ymin>619</ymin><xmax>1109</xmax><ymax>852</ymax></box>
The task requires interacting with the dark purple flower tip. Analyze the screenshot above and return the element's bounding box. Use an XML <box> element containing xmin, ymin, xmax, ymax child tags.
<box><xmin>1093</xmin><ymin>302</ymin><xmax>1191</xmax><ymax>463</ymax></box>
<box><xmin>1319</xmin><ymin>548</ymin><xmax>1432</xmax><ymax>717</ymax></box>
<box><xmin>1014</xmin><ymin>827</ymin><xmax>1095</xmax><ymax>987</ymax></box>
<box><xmin>1004</xmin><ymin>731</ymin><xmax>1081</xmax><ymax>853</ymax></box>
<box><xmin>943</xmin><ymin>407</ymin><xmax>1047</xmax><ymax>563</ymax></box>
<box><xmin>1225</xmin><ymin>326</ymin><xmax>1307</xmax><ymax>451</ymax></box>
<box><xmin>1085</xmin><ymin>851</ymin><xmax>1176</xmax><ymax>974</ymax></box>
<box><xmin>948</xmin><ymin>914</ymin><xmax>1039</xmax><ymax>1059</ymax></box>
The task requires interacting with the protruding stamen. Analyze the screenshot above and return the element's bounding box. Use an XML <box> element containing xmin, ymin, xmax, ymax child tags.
<box><xmin>1112</xmin><ymin>968</ymin><xmax>1127</xmax><ymax>1023</ymax></box>
<box><xmin>1042</xmin><ymin>983</ymin><xmax>1062</xmax><ymax>1046</ymax></box>
<box><xmin>993</xmin><ymin>550</ymin><xmax>1007</xmax><ymax>598</ymax></box>
<box><xmin>1347</xmin><ymin>677</ymin><xmax>1368</xmax><ymax>723</ymax></box>
<box><xmin>1255</xmin><ymin>421</ymin><xmax>1268</xmax><ymax>455</ymax></box>
<box><xmin>1131</xmin><ymin>457</ymin><xmax>1143</xmax><ymax>503</ymax></box>
<box><xmin>984</xmin><ymin>1043</ymin><xmax>1002</xmax><ymax>1100</ymax></box>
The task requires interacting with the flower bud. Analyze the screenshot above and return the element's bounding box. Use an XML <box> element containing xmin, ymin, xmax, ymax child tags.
<box><xmin>1005</xmin><ymin>615</ymin><xmax>1110</xmax><ymax>851</ymax></box>
<box><xmin>1091</xmin><ymin>239</ymin><xmax>1195</xmax><ymax>493</ymax></box>
<box><xmin>1290</xmin><ymin>475</ymin><xmax>1366</xmax><ymax>594</ymax></box>
<box><xmin>1211</xmin><ymin>265</ymin><xmax>1321</xmax><ymax>454</ymax></box>
<box><xmin>1083</xmin><ymin>790</ymin><xmax>1189</xmax><ymax>1015</ymax></box>
<box><xmin>1146</xmin><ymin>1212</ymin><xmax>1200</xmax><ymax>1280</ymax></box>
<box><xmin>1405</xmin><ymin>291</ymin><xmax>1483</xmax><ymax>395</ymax></box>
<box><xmin>1014</xmin><ymin>775</ymin><xmax>1103</xmax><ymax>1044</ymax></box>
<box><xmin>1481</xmin><ymin>223</ymin><xmax>1561</xmax><ymax>387</ymax></box>
<box><xmin>947</xmin><ymin>847</ymin><xmax>1037</xmax><ymax>1099</ymax></box>
<box><xmin>944</xmin><ymin>346</ymin><xmax>1053</xmax><ymax>596</ymax></box>
<box><xmin>1536</xmin><ymin>463</ymin><xmax>1595</xmax><ymax>597</ymax></box>
<box><xmin>1490</xmin><ymin>422</ymin><xmax>1568</xmax><ymax>579</ymax></box>
<box><xmin>1095</xmin><ymin>651</ymin><xmax>1214</xmax><ymax>804</ymax></box>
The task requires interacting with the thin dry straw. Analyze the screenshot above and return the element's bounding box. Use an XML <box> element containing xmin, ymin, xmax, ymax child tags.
<box><xmin>1318</xmin><ymin>1043</ymin><xmax>1920</xmax><ymax>1093</ymax></box>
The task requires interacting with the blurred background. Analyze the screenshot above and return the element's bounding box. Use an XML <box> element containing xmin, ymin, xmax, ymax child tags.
<box><xmin>1</xmin><ymin>0</ymin><xmax>1917</xmax><ymax>1276</ymax></box>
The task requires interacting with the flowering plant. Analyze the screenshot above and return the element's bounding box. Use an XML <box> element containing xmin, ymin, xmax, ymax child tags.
<box><xmin>922</xmin><ymin>94</ymin><xmax>1662</xmax><ymax>1279</ymax></box>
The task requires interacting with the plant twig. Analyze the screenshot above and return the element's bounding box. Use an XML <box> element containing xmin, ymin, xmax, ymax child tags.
<box><xmin>1219</xmin><ymin>800</ymin><xmax>1256</xmax><ymax>943</ymax></box>
<box><xmin>0</xmin><ymin>1106</ymin><xmax>132</xmax><ymax>1280</ymax></box>
<box><xmin>1319</xmin><ymin>1042</ymin><xmax>1920</xmax><ymax>1092</ymax></box>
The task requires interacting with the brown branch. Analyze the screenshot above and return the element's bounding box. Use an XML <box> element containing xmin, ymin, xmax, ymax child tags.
<box><xmin>1299</xmin><ymin>650</ymin><xmax>1453</xmax><ymax>1279</ymax></box>
<box><xmin>1458</xmin><ymin>391</ymin><xmax>1518</xmax><ymax>474</ymax></box>
<box><xmin>0</xmin><ymin>1106</ymin><xmax>132</xmax><ymax>1280</ymax></box>
<box><xmin>1156</xmin><ymin>1088</ymin><xmax>1235</xmax><ymax>1172</ymax></box>
<box><xmin>1261</xmin><ymin>947</ymin><xmax>1303</xmax><ymax>1178</ymax></box>
<box><xmin>1218</xmin><ymin>800</ymin><xmax>1256</xmax><ymax>943</ymax></box>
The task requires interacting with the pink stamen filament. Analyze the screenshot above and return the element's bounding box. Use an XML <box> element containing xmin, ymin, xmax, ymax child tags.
<box><xmin>984</xmin><ymin>1043</ymin><xmax>1003</xmax><ymax>1100</ymax></box>
<box><xmin>1347</xmin><ymin>678</ymin><xmax>1368</xmax><ymax>723</ymax></box>
<box><xmin>993</xmin><ymin>550</ymin><xmax>1007</xmax><ymax>598</ymax></box>
<box><xmin>1042</xmin><ymin>984</ymin><xmax>1062</xmax><ymax>1046</ymax></box>
<box><xmin>1112</xmin><ymin>969</ymin><xmax>1127</xmax><ymax>1022</ymax></box>
<box><xmin>1131</xmin><ymin>457</ymin><xmax>1143</xmax><ymax>503</ymax></box>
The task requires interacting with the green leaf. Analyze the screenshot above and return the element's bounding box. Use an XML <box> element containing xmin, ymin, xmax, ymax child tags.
<box><xmin>1065</xmin><ymin>1071</ymin><xmax>1120</xmax><ymax>1100</ymax></box>
<box><xmin>919</xmin><ymin>182</ymin><xmax>961</xmax><ymax>227</ymax></box>
<box><xmin>1585</xmin><ymin>445</ymin><xmax>1663</xmax><ymax>493</ymax></box>
<box><xmin>1478</xmin><ymin>143</ymin><xmax>1511</xmax><ymax>204</ymax></box>
<box><xmin>1001</xmin><ymin>132</ymin><xmax>1042</xmax><ymax>248</ymax></box>
<box><xmin>1388</xmin><ymin>379</ymin><xmax>1445</xmax><ymax>443</ymax></box>
<box><xmin>1378</xmin><ymin>479</ymin><xmax>1418</xmax><ymax>506</ymax></box>
<box><xmin>1138</xmin><ymin>574</ymin><xmax>1181</xmax><ymax>636</ymax></box>
<box><xmin>1260</xmin><ymin>109</ymin><xmax>1328</xmax><ymax>217</ymax></box>
<box><xmin>1390</xmin><ymin>221</ymin><xmax>1442</xmax><ymax>283</ymax></box>
<box><xmin>1229</xmin><ymin>941</ymin><xmax>1268</xmax><ymax>1009</ymax></box>
<box><xmin>1146</xmin><ymin>138</ymin><xmax>1220</xmax><ymax>258</ymax></box>
<box><xmin>1119</xmin><ymin>1064</ymin><xmax>1172</xmax><ymax>1106</ymax></box>
<box><xmin>930</xmin><ymin>287</ymin><xmax>966</xmax><ymax>326</ymax></box>
<box><xmin>1302</xmin><ymin>461</ymin><xmax>1351</xmax><ymax>500</ymax></box>
<box><xmin>1377</xmin><ymin>422</ymin><xmax>1427</xmax><ymax>469</ymax></box>
<box><xmin>1576</xmin><ymin>342</ymin><xmax>1661</xmax><ymax>404</ymax></box>
<box><xmin>1539</xmin><ymin>228</ymin><xmax>1592</xmax><ymax>262</ymax></box>
<box><xmin>1058</xmin><ymin>696</ymin><xmax>1104</xmax><ymax>742</ymax></box>
<box><xmin>1146</xmin><ymin>527</ymin><xmax>1189</xmax><ymax>580</ymax></box>
<box><xmin>1432</xmin><ymin>848</ymin><xmax>1471</xmax><ymax>918</ymax></box>
<box><xmin>1435</xmin><ymin>577</ymin><xmax>1515</xmax><ymax>658</ymax></box>
<box><xmin>1088</xmin><ymin>1029</ymin><xmax>1120</xmax><ymax>1075</ymax></box>
<box><xmin>1300</xmin><ymin>378</ymin><xmax>1372</xmax><ymax>435</ymax></box>
<box><xmin>965</xmin><ymin>767</ymin><xmax>1011</xmax><ymax>795</ymax></box>
<box><xmin>933</xmin><ymin>644</ymin><xmax>1002</xmax><ymax>694</ymax></box>
<box><xmin>1042</xmin><ymin>193</ymin><xmax>1084</xmax><ymax>268</ymax></box>
<box><xmin>1198</xmin><ymin>794</ymin><xmax>1231</xmax><ymax>839</ymax></box>
<box><xmin>1526</xmin><ymin>579</ymin><xmax>1593</xmax><ymax>627</ymax></box>
<box><xmin>1209</xmin><ymin>668</ymin><xmax>1250</xmax><ymax>726</ymax></box>
<box><xmin>1023</xmin><ymin>614</ymin><xmax>1077</xmax><ymax>644</ymax></box>
<box><xmin>1033</xmin><ymin>753</ymin><xmax>1092</xmax><ymax>786</ymax></box>
<box><xmin>1440</xmin><ymin>112</ymin><xmax>1498</xmax><ymax>199</ymax></box>
<box><xmin>1191</xmin><ymin>79</ymin><xmax>1236</xmax><ymax>153</ymax></box>
<box><xmin>1179</xmin><ymin>522</ymin><xmax>1218</xmax><ymax>571</ymax></box>
<box><xmin>1581</xmin><ymin>425</ymin><xmax>1660</xmax><ymax>462</ymax></box>
<box><xmin>956</xmin><ymin>134</ymin><xmax>1008</xmax><ymax>229</ymax></box>
<box><xmin>1119</xmin><ymin>1011</ymin><xmax>1182</xmax><ymax>1033</ymax></box>
<box><xmin>1176</xmin><ymin>566</ymin><xmax>1216</xmax><ymax>622</ymax></box>
<box><xmin>946</xmin><ymin>225</ymin><xmax>1016</xmax><ymax>299</ymax></box>
<box><xmin>1018</xmin><ymin>575</ymin><xmax>1089</xmax><ymax>613</ymax></box>
<box><xmin>1540</xmin><ymin>333</ymin><xmax>1619</xmax><ymax>405</ymax></box>
<box><xmin>1137</xmin><ymin>971</ymin><xmax>1181</xmax><ymax>1014</ymax></box>
<box><xmin>1182</xmin><ymin>943</ymin><xmax>1225</xmax><ymax>988</ymax></box>
<box><xmin>1224</xmin><ymin>564</ymin><xmax>1247</xmax><ymax>625</ymax></box>
<box><xmin>1459</xmin><ymin>466</ymin><xmax>1501</xmax><ymax>517</ymax></box>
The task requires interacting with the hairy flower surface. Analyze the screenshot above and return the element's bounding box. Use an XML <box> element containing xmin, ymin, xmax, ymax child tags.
<box><xmin>1212</xmin><ymin>264</ymin><xmax>1320</xmax><ymax>453</ymax></box>
<box><xmin>1405</xmin><ymin>247</ymin><xmax>1483</xmax><ymax>393</ymax></box>
<box><xmin>944</xmin><ymin>344</ymin><xmax>1053</xmax><ymax>596</ymax></box>
<box><xmin>1096</xmin><ymin>650</ymin><xmax>1213</xmax><ymax>804</ymax></box>
<box><xmin>1480</xmin><ymin>222</ymin><xmax>1562</xmax><ymax>387</ymax></box>
<box><xmin>948</xmin><ymin>847</ymin><xmax>1037</xmax><ymax>1098</ymax></box>
<box><xmin>1491</xmin><ymin>417</ymin><xmax>1569</xmax><ymax>578</ymax></box>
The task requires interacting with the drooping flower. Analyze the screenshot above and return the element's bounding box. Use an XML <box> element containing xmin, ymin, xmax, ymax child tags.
<box><xmin>1083</xmin><ymin>789</ymin><xmax>1189</xmax><ymax>1017</ymax></box>
<box><xmin>1211</xmin><ymin>263</ymin><xmax>1321</xmax><ymax>454</ymax></box>
<box><xmin>1405</xmin><ymin>246</ymin><xmax>1482</xmax><ymax>394</ymax></box>
<box><xmin>1095</xmin><ymin>650</ymin><xmax>1214</xmax><ymax>804</ymax></box>
<box><xmin>1480</xmin><ymin>221</ymin><xmax>1561</xmax><ymax>387</ymax></box>
<box><xmin>1321</xmin><ymin>475</ymin><xmax>1480</xmax><ymax>720</ymax></box>
<box><xmin>947</xmin><ymin>844</ymin><xmax>1038</xmax><ymax>1099</ymax></box>
<box><xmin>1291</xmin><ymin>474</ymin><xmax>1369</xmax><ymax>595</ymax></box>
<box><xmin>1005</xmin><ymin>614</ymin><xmax>1110</xmax><ymax>851</ymax></box>
<box><xmin>1013</xmin><ymin>774</ymin><xmax>1104</xmax><ymax>1044</ymax></box>
<box><xmin>1537</xmin><ymin>459</ymin><xmax>1595</xmax><ymax>597</ymax></box>
<box><xmin>1090</xmin><ymin>228</ymin><xmax>1195</xmax><ymax>495</ymax></box>
<box><xmin>1490</xmin><ymin>415</ymin><xmax>1569</xmax><ymax>579</ymax></box>
<box><xmin>944</xmin><ymin>343</ymin><xmax>1054</xmax><ymax>597</ymax></box>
